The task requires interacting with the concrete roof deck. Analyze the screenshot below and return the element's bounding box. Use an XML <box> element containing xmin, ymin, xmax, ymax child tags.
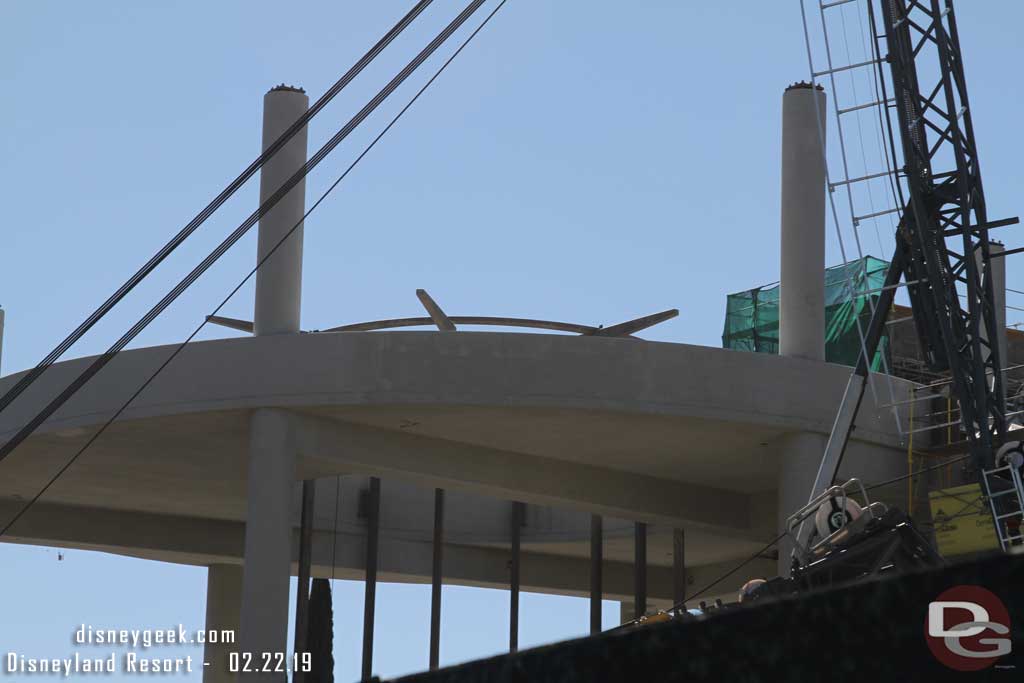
<box><xmin>0</xmin><ymin>331</ymin><xmax>913</xmax><ymax>599</ymax></box>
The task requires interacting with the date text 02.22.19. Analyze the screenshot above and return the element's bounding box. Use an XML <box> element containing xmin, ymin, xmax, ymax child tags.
<box><xmin>229</xmin><ymin>652</ymin><xmax>312</xmax><ymax>674</ymax></box>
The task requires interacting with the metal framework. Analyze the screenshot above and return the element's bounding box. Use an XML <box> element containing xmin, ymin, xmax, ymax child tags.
<box><xmin>805</xmin><ymin>0</ymin><xmax>1017</xmax><ymax>511</ymax></box>
<box><xmin>874</xmin><ymin>0</ymin><xmax>1007</xmax><ymax>469</ymax></box>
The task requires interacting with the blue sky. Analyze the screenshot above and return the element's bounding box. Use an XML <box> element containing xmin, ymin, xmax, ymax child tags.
<box><xmin>1</xmin><ymin>1</ymin><xmax>1021</xmax><ymax>680</ymax></box>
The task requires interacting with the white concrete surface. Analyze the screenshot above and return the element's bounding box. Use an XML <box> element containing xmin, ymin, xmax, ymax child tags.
<box><xmin>203</xmin><ymin>564</ymin><xmax>242</xmax><ymax>683</ymax></box>
<box><xmin>254</xmin><ymin>86</ymin><xmax>308</xmax><ymax>337</ymax></box>
<box><xmin>775</xmin><ymin>431</ymin><xmax>827</xmax><ymax>577</ymax></box>
<box><xmin>0</xmin><ymin>330</ymin><xmax>911</xmax><ymax>599</ymax></box>
<box><xmin>238</xmin><ymin>409</ymin><xmax>295</xmax><ymax>681</ymax></box>
<box><xmin>779</xmin><ymin>83</ymin><xmax>827</xmax><ymax>362</ymax></box>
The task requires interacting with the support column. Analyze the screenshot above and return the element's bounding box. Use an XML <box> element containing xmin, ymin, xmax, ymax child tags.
<box><xmin>254</xmin><ymin>85</ymin><xmax>309</xmax><ymax>337</ymax></box>
<box><xmin>776</xmin><ymin>431</ymin><xmax>827</xmax><ymax>577</ymax></box>
<box><xmin>203</xmin><ymin>564</ymin><xmax>242</xmax><ymax>683</ymax></box>
<box><xmin>362</xmin><ymin>477</ymin><xmax>381</xmax><ymax>681</ymax></box>
<box><xmin>509</xmin><ymin>502</ymin><xmax>523</xmax><ymax>653</ymax></box>
<box><xmin>236</xmin><ymin>85</ymin><xmax>308</xmax><ymax>680</ymax></box>
<box><xmin>633</xmin><ymin>522</ymin><xmax>647</xmax><ymax>619</ymax></box>
<box><xmin>294</xmin><ymin>479</ymin><xmax>316</xmax><ymax>682</ymax></box>
<box><xmin>589</xmin><ymin>514</ymin><xmax>602</xmax><ymax>635</ymax></box>
<box><xmin>672</xmin><ymin>528</ymin><xmax>686</xmax><ymax>608</ymax></box>
<box><xmin>986</xmin><ymin>242</ymin><xmax>1008</xmax><ymax>389</ymax></box>
<box><xmin>429</xmin><ymin>488</ymin><xmax>445</xmax><ymax>670</ymax></box>
<box><xmin>238</xmin><ymin>409</ymin><xmax>295</xmax><ymax>682</ymax></box>
<box><xmin>993</xmin><ymin>242</ymin><xmax>1008</xmax><ymax>373</ymax></box>
<box><xmin>779</xmin><ymin>82</ymin><xmax>827</xmax><ymax>362</ymax></box>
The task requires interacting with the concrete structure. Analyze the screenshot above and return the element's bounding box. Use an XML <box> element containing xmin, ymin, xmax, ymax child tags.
<box><xmin>992</xmin><ymin>241</ymin><xmax>1008</xmax><ymax>374</ymax></box>
<box><xmin>980</xmin><ymin>241</ymin><xmax>1008</xmax><ymax>381</ymax></box>
<box><xmin>779</xmin><ymin>82</ymin><xmax>827</xmax><ymax>363</ymax></box>
<box><xmin>240</xmin><ymin>85</ymin><xmax>310</xmax><ymax>681</ymax></box>
<box><xmin>203</xmin><ymin>565</ymin><xmax>242</xmax><ymax>683</ymax></box>
<box><xmin>776</xmin><ymin>82</ymin><xmax>829</xmax><ymax>574</ymax></box>
<box><xmin>0</xmin><ymin>82</ymin><xmax>913</xmax><ymax>678</ymax></box>
<box><xmin>254</xmin><ymin>85</ymin><xmax>308</xmax><ymax>337</ymax></box>
<box><xmin>0</xmin><ymin>331</ymin><xmax>911</xmax><ymax>587</ymax></box>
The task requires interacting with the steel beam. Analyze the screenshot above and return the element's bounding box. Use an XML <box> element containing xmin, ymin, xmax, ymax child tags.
<box><xmin>673</xmin><ymin>528</ymin><xmax>686</xmax><ymax>608</ymax></box>
<box><xmin>590</xmin><ymin>514</ymin><xmax>603</xmax><ymax>634</ymax></box>
<box><xmin>634</xmin><ymin>522</ymin><xmax>647</xmax><ymax>619</ymax></box>
<box><xmin>361</xmin><ymin>477</ymin><xmax>381</xmax><ymax>681</ymax></box>
<box><xmin>429</xmin><ymin>488</ymin><xmax>444</xmax><ymax>670</ymax></box>
<box><xmin>509</xmin><ymin>501</ymin><xmax>523</xmax><ymax>652</ymax></box>
<box><xmin>293</xmin><ymin>479</ymin><xmax>316</xmax><ymax>682</ymax></box>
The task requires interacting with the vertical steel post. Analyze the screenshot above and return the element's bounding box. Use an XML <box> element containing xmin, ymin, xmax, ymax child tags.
<box><xmin>634</xmin><ymin>522</ymin><xmax>647</xmax><ymax>619</ymax></box>
<box><xmin>590</xmin><ymin>514</ymin><xmax>603</xmax><ymax>634</ymax></box>
<box><xmin>429</xmin><ymin>488</ymin><xmax>445</xmax><ymax>670</ymax></box>
<box><xmin>361</xmin><ymin>477</ymin><xmax>381</xmax><ymax>681</ymax></box>
<box><xmin>672</xmin><ymin>528</ymin><xmax>686</xmax><ymax>609</ymax></box>
<box><xmin>294</xmin><ymin>479</ymin><xmax>316</xmax><ymax>682</ymax></box>
<box><xmin>509</xmin><ymin>501</ymin><xmax>523</xmax><ymax>653</ymax></box>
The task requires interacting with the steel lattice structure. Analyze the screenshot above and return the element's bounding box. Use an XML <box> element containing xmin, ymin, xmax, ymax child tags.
<box><xmin>802</xmin><ymin>0</ymin><xmax>1018</xmax><ymax>513</ymax></box>
<box><xmin>871</xmin><ymin>0</ymin><xmax>1006</xmax><ymax>469</ymax></box>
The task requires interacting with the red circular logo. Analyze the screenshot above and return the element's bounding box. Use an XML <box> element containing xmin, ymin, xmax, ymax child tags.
<box><xmin>925</xmin><ymin>585</ymin><xmax>1012</xmax><ymax>671</ymax></box>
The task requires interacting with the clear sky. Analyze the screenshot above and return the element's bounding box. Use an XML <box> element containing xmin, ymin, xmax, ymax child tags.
<box><xmin>1</xmin><ymin>1</ymin><xmax>1022</xmax><ymax>681</ymax></box>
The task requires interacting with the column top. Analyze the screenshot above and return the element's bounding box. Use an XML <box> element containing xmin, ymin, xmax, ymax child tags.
<box><xmin>267</xmin><ymin>83</ymin><xmax>306</xmax><ymax>95</ymax></box>
<box><xmin>785</xmin><ymin>81</ymin><xmax>824</xmax><ymax>92</ymax></box>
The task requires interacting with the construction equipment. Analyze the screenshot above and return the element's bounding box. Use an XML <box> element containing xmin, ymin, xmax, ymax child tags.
<box><xmin>782</xmin><ymin>0</ymin><xmax>1022</xmax><ymax>589</ymax></box>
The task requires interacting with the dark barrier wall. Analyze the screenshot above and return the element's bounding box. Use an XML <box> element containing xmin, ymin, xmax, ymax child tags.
<box><xmin>393</xmin><ymin>554</ymin><xmax>1023</xmax><ymax>683</ymax></box>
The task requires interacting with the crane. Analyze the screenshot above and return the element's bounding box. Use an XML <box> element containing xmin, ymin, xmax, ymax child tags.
<box><xmin>784</xmin><ymin>0</ymin><xmax>1022</xmax><ymax>585</ymax></box>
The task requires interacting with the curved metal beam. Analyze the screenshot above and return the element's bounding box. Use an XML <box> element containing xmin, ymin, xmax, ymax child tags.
<box><xmin>207</xmin><ymin>309</ymin><xmax>679</xmax><ymax>338</ymax></box>
<box><xmin>323</xmin><ymin>316</ymin><xmax>599</xmax><ymax>334</ymax></box>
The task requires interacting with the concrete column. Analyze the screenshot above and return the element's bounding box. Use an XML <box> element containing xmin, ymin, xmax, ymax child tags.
<box><xmin>203</xmin><ymin>564</ymin><xmax>242</xmax><ymax>683</ymax></box>
<box><xmin>779</xmin><ymin>82</ymin><xmax>827</xmax><ymax>362</ymax></box>
<box><xmin>254</xmin><ymin>85</ymin><xmax>309</xmax><ymax>336</ymax></box>
<box><xmin>776</xmin><ymin>431</ymin><xmax>827</xmax><ymax>578</ymax></box>
<box><xmin>238</xmin><ymin>408</ymin><xmax>295</xmax><ymax>682</ymax></box>
<box><xmin>992</xmin><ymin>242</ymin><xmax>1007</xmax><ymax>372</ymax></box>
<box><xmin>988</xmin><ymin>241</ymin><xmax>1008</xmax><ymax>378</ymax></box>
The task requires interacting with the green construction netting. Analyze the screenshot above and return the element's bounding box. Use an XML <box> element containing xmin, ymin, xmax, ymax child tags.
<box><xmin>722</xmin><ymin>256</ymin><xmax>891</xmax><ymax>371</ymax></box>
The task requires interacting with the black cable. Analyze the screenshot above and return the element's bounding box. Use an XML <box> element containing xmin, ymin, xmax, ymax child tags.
<box><xmin>0</xmin><ymin>0</ymin><xmax>509</xmax><ymax>538</ymax></box>
<box><xmin>863</xmin><ymin>452</ymin><xmax>971</xmax><ymax>492</ymax></box>
<box><xmin>0</xmin><ymin>0</ymin><xmax>434</xmax><ymax>420</ymax></box>
<box><xmin>0</xmin><ymin>0</ymin><xmax>486</xmax><ymax>466</ymax></box>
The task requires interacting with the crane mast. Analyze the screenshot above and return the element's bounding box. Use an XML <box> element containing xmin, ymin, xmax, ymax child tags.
<box><xmin>790</xmin><ymin>0</ymin><xmax>1021</xmax><ymax>567</ymax></box>
<box><xmin>806</xmin><ymin>0</ymin><xmax>1015</xmax><ymax>505</ymax></box>
<box><xmin>878</xmin><ymin>0</ymin><xmax>1007</xmax><ymax>468</ymax></box>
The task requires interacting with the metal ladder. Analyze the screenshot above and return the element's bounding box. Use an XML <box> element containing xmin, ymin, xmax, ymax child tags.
<box><xmin>982</xmin><ymin>465</ymin><xmax>1024</xmax><ymax>550</ymax></box>
<box><xmin>799</xmin><ymin>0</ymin><xmax>905</xmax><ymax>436</ymax></box>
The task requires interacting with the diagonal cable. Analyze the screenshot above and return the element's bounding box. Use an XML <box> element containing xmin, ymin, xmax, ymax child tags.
<box><xmin>0</xmin><ymin>0</ymin><xmax>510</xmax><ymax>538</ymax></box>
<box><xmin>0</xmin><ymin>0</ymin><xmax>434</xmax><ymax>419</ymax></box>
<box><xmin>0</xmin><ymin>0</ymin><xmax>486</xmax><ymax>466</ymax></box>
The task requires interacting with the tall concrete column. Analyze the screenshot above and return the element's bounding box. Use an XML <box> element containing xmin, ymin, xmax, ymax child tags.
<box><xmin>776</xmin><ymin>431</ymin><xmax>826</xmax><ymax>578</ymax></box>
<box><xmin>203</xmin><ymin>564</ymin><xmax>243</xmax><ymax>683</ymax></box>
<box><xmin>238</xmin><ymin>408</ymin><xmax>296</xmax><ymax>680</ymax></box>
<box><xmin>992</xmin><ymin>242</ymin><xmax>1007</xmax><ymax>371</ymax></box>
<box><xmin>779</xmin><ymin>82</ymin><xmax>827</xmax><ymax>362</ymax></box>
<box><xmin>235</xmin><ymin>86</ymin><xmax>308</xmax><ymax>678</ymax></box>
<box><xmin>975</xmin><ymin>241</ymin><xmax>1007</xmax><ymax>400</ymax></box>
<box><xmin>254</xmin><ymin>85</ymin><xmax>309</xmax><ymax>336</ymax></box>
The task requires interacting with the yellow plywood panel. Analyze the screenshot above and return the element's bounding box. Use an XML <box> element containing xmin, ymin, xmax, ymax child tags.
<box><xmin>928</xmin><ymin>483</ymin><xmax>1000</xmax><ymax>556</ymax></box>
